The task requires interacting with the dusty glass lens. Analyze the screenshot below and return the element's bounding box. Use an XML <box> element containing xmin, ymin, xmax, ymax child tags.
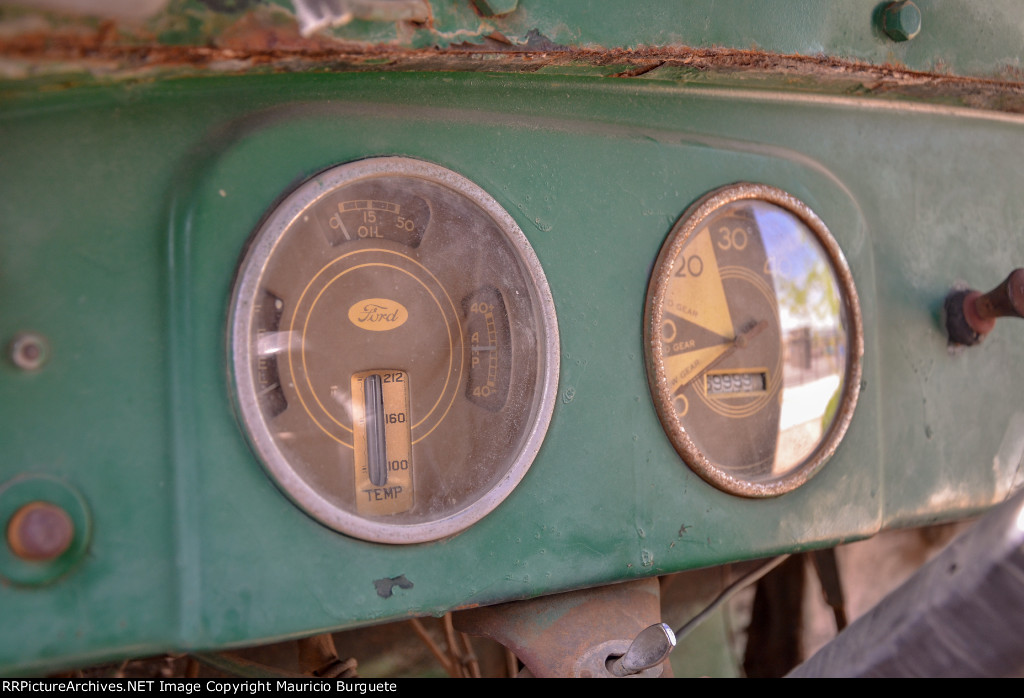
<box><xmin>646</xmin><ymin>186</ymin><xmax>861</xmax><ymax>496</ymax></box>
<box><xmin>231</xmin><ymin>158</ymin><xmax>558</xmax><ymax>542</ymax></box>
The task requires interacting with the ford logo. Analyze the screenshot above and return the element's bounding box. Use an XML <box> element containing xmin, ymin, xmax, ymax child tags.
<box><xmin>348</xmin><ymin>299</ymin><xmax>409</xmax><ymax>331</ymax></box>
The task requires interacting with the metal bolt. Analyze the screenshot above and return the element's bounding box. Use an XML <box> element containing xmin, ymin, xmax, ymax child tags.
<box><xmin>7</xmin><ymin>501</ymin><xmax>75</xmax><ymax>561</ymax></box>
<box><xmin>9</xmin><ymin>332</ymin><xmax>49</xmax><ymax>371</ymax></box>
<box><xmin>882</xmin><ymin>1</ymin><xmax>922</xmax><ymax>42</ymax></box>
<box><xmin>472</xmin><ymin>0</ymin><xmax>518</xmax><ymax>18</ymax></box>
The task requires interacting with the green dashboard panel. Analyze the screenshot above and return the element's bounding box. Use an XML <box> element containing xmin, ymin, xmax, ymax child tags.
<box><xmin>1</xmin><ymin>70</ymin><xmax>1022</xmax><ymax>673</ymax></box>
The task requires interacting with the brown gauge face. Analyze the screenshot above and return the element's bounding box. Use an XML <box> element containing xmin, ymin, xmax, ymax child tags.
<box><xmin>230</xmin><ymin>158</ymin><xmax>559</xmax><ymax>543</ymax></box>
<box><xmin>645</xmin><ymin>184</ymin><xmax>863</xmax><ymax>497</ymax></box>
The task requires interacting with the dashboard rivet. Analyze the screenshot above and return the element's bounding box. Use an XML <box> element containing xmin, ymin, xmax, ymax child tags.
<box><xmin>6</xmin><ymin>501</ymin><xmax>74</xmax><ymax>561</ymax></box>
<box><xmin>8</xmin><ymin>332</ymin><xmax>48</xmax><ymax>371</ymax></box>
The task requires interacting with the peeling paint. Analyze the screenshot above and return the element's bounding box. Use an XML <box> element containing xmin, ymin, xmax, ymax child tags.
<box><xmin>293</xmin><ymin>0</ymin><xmax>430</xmax><ymax>38</ymax></box>
<box><xmin>3</xmin><ymin>12</ymin><xmax>1024</xmax><ymax>113</ymax></box>
<box><xmin>373</xmin><ymin>574</ymin><xmax>413</xmax><ymax>598</ymax></box>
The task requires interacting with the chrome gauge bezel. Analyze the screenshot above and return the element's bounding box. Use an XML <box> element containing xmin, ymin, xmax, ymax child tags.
<box><xmin>645</xmin><ymin>183</ymin><xmax>863</xmax><ymax>497</ymax></box>
<box><xmin>229</xmin><ymin>157</ymin><xmax>560</xmax><ymax>543</ymax></box>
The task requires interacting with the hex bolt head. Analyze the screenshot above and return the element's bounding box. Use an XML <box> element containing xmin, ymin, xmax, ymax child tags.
<box><xmin>6</xmin><ymin>501</ymin><xmax>74</xmax><ymax>561</ymax></box>
<box><xmin>882</xmin><ymin>1</ymin><xmax>922</xmax><ymax>42</ymax></box>
<box><xmin>8</xmin><ymin>332</ymin><xmax>49</xmax><ymax>371</ymax></box>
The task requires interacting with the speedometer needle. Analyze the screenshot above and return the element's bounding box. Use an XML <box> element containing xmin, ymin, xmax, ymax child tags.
<box><xmin>689</xmin><ymin>319</ymin><xmax>768</xmax><ymax>386</ymax></box>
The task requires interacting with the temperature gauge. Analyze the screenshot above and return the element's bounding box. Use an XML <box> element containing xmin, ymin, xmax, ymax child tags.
<box><xmin>645</xmin><ymin>184</ymin><xmax>863</xmax><ymax>496</ymax></box>
<box><xmin>230</xmin><ymin>158</ymin><xmax>559</xmax><ymax>542</ymax></box>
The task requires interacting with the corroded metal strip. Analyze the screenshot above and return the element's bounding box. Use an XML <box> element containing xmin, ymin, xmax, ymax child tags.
<box><xmin>4</xmin><ymin>22</ymin><xmax>1024</xmax><ymax>113</ymax></box>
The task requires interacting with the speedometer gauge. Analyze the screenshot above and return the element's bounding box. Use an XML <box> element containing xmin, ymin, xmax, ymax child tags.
<box><xmin>230</xmin><ymin>158</ymin><xmax>558</xmax><ymax>543</ymax></box>
<box><xmin>645</xmin><ymin>184</ymin><xmax>862</xmax><ymax>497</ymax></box>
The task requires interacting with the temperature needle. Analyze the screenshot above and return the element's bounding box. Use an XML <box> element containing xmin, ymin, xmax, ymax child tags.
<box><xmin>363</xmin><ymin>374</ymin><xmax>387</xmax><ymax>487</ymax></box>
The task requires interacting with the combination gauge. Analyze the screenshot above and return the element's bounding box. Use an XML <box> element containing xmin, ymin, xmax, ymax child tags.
<box><xmin>645</xmin><ymin>184</ymin><xmax>863</xmax><ymax>496</ymax></box>
<box><xmin>230</xmin><ymin>158</ymin><xmax>558</xmax><ymax>543</ymax></box>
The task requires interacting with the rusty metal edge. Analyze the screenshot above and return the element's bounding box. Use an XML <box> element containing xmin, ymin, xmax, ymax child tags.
<box><xmin>4</xmin><ymin>29</ymin><xmax>1024</xmax><ymax>112</ymax></box>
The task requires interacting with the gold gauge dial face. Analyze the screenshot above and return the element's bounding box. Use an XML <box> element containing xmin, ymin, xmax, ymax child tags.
<box><xmin>230</xmin><ymin>158</ymin><xmax>559</xmax><ymax>543</ymax></box>
<box><xmin>646</xmin><ymin>184</ymin><xmax>862</xmax><ymax>497</ymax></box>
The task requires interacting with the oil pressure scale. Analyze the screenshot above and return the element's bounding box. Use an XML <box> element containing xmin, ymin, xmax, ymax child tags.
<box><xmin>230</xmin><ymin>158</ymin><xmax>558</xmax><ymax>543</ymax></box>
<box><xmin>645</xmin><ymin>184</ymin><xmax>862</xmax><ymax>496</ymax></box>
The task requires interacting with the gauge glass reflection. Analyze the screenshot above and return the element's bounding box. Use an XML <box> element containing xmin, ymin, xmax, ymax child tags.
<box><xmin>646</xmin><ymin>184</ymin><xmax>862</xmax><ymax>496</ymax></box>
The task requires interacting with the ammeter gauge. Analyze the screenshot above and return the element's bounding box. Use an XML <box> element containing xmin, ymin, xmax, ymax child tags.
<box><xmin>645</xmin><ymin>184</ymin><xmax>862</xmax><ymax>496</ymax></box>
<box><xmin>230</xmin><ymin>158</ymin><xmax>558</xmax><ymax>543</ymax></box>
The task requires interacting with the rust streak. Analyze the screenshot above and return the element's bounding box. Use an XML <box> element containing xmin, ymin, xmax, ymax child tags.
<box><xmin>3</xmin><ymin>27</ymin><xmax>1024</xmax><ymax>112</ymax></box>
<box><xmin>0</xmin><ymin>28</ymin><xmax>1008</xmax><ymax>79</ymax></box>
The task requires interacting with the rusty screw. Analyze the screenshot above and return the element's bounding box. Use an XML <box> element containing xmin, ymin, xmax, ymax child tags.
<box><xmin>6</xmin><ymin>501</ymin><xmax>74</xmax><ymax>561</ymax></box>
<box><xmin>9</xmin><ymin>332</ymin><xmax>49</xmax><ymax>371</ymax></box>
<box><xmin>945</xmin><ymin>268</ymin><xmax>1024</xmax><ymax>346</ymax></box>
<box><xmin>882</xmin><ymin>1</ymin><xmax>922</xmax><ymax>42</ymax></box>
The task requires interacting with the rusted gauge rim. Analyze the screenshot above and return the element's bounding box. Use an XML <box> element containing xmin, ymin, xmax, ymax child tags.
<box><xmin>644</xmin><ymin>183</ymin><xmax>863</xmax><ymax>497</ymax></box>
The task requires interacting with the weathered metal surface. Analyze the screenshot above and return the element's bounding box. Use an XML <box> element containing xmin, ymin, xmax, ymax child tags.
<box><xmin>4</xmin><ymin>1</ymin><xmax>1024</xmax><ymax>116</ymax></box>
<box><xmin>1</xmin><ymin>0</ymin><xmax>1023</xmax><ymax>678</ymax></box>
<box><xmin>4</xmin><ymin>24</ymin><xmax>1024</xmax><ymax>114</ymax></box>
<box><xmin>455</xmin><ymin>578</ymin><xmax>664</xmax><ymax>678</ymax></box>
<box><xmin>5</xmin><ymin>1</ymin><xmax>1024</xmax><ymax>81</ymax></box>
<box><xmin>2</xmin><ymin>64</ymin><xmax>1022</xmax><ymax>673</ymax></box>
<box><xmin>2</xmin><ymin>66</ymin><xmax>1022</xmax><ymax>672</ymax></box>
